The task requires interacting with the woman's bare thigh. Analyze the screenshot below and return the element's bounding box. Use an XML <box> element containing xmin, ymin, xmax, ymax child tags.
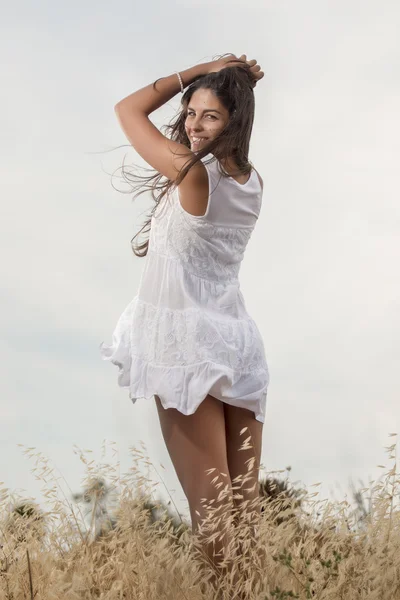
<box><xmin>223</xmin><ymin>403</ymin><xmax>263</xmax><ymax>510</ymax></box>
<box><xmin>154</xmin><ymin>394</ymin><xmax>231</xmax><ymax>503</ymax></box>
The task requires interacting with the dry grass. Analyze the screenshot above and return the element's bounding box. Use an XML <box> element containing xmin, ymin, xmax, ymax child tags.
<box><xmin>0</xmin><ymin>434</ymin><xmax>399</xmax><ymax>600</ymax></box>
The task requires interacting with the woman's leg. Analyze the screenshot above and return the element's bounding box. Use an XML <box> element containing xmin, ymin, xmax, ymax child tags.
<box><xmin>224</xmin><ymin>404</ymin><xmax>263</xmax><ymax>521</ymax></box>
<box><xmin>155</xmin><ymin>394</ymin><xmax>236</xmax><ymax>589</ymax></box>
<box><xmin>223</xmin><ymin>404</ymin><xmax>264</xmax><ymax>593</ymax></box>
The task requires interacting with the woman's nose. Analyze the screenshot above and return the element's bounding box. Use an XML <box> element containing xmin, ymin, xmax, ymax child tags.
<box><xmin>188</xmin><ymin>126</ymin><xmax>203</xmax><ymax>136</ymax></box>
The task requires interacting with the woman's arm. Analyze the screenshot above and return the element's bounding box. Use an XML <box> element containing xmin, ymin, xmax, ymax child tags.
<box><xmin>113</xmin><ymin>62</ymin><xmax>212</xmax><ymax>182</ymax></box>
<box><xmin>115</xmin><ymin>62</ymin><xmax>209</xmax><ymax>116</ymax></box>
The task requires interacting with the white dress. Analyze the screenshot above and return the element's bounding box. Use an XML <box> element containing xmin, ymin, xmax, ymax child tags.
<box><xmin>99</xmin><ymin>152</ymin><xmax>270</xmax><ymax>423</ymax></box>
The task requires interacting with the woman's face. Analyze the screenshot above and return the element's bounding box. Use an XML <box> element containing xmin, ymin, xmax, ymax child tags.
<box><xmin>184</xmin><ymin>88</ymin><xmax>230</xmax><ymax>152</ymax></box>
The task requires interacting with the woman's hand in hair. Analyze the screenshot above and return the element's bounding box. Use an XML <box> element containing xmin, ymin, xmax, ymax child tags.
<box><xmin>207</xmin><ymin>53</ymin><xmax>264</xmax><ymax>88</ymax></box>
<box><xmin>237</xmin><ymin>54</ymin><xmax>264</xmax><ymax>87</ymax></box>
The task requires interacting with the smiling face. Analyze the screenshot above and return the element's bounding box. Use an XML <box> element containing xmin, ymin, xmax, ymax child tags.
<box><xmin>184</xmin><ymin>88</ymin><xmax>231</xmax><ymax>152</ymax></box>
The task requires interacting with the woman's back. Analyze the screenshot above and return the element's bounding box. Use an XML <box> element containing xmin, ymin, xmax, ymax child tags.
<box><xmin>100</xmin><ymin>150</ymin><xmax>270</xmax><ymax>423</ymax></box>
<box><xmin>149</xmin><ymin>153</ymin><xmax>264</xmax><ymax>283</ymax></box>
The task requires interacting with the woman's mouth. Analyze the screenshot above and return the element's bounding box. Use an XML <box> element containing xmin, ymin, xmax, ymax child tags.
<box><xmin>190</xmin><ymin>136</ymin><xmax>207</xmax><ymax>148</ymax></box>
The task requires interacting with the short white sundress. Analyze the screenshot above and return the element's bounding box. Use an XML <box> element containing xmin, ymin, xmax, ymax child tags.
<box><xmin>99</xmin><ymin>152</ymin><xmax>270</xmax><ymax>423</ymax></box>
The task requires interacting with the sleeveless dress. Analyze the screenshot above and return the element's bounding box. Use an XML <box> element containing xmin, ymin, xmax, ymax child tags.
<box><xmin>99</xmin><ymin>152</ymin><xmax>270</xmax><ymax>423</ymax></box>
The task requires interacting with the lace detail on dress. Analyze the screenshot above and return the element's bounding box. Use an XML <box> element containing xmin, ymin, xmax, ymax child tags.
<box><xmin>149</xmin><ymin>190</ymin><xmax>253</xmax><ymax>284</ymax></box>
<box><xmin>130</xmin><ymin>297</ymin><xmax>268</xmax><ymax>373</ymax></box>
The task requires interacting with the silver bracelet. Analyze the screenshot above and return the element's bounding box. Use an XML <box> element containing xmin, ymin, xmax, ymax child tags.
<box><xmin>175</xmin><ymin>71</ymin><xmax>184</xmax><ymax>93</ymax></box>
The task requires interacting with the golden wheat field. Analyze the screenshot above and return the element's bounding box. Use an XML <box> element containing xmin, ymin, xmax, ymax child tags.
<box><xmin>0</xmin><ymin>433</ymin><xmax>399</xmax><ymax>600</ymax></box>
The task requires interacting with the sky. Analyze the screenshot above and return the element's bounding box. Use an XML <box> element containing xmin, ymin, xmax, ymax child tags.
<box><xmin>1</xmin><ymin>0</ymin><xmax>399</xmax><ymax>522</ymax></box>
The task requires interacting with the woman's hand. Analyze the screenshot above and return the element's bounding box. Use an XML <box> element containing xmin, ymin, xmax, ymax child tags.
<box><xmin>207</xmin><ymin>53</ymin><xmax>264</xmax><ymax>88</ymax></box>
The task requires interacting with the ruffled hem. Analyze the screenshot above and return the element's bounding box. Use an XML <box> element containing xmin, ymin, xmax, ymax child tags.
<box><xmin>99</xmin><ymin>292</ymin><xmax>270</xmax><ymax>424</ymax></box>
<box><xmin>99</xmin><ymin>347</ymin><xmax>268</xmax><ymax>424</ymax></box>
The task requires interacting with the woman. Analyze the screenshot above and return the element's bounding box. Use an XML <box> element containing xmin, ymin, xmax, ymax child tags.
<box><xmin>100</xmin><ymin>53</ymin><xmax>269</xmax><ymax>593</ymax></box>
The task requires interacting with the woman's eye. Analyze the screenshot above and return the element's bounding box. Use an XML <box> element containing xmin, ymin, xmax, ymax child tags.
<box><xmin>188</xmin><ymin>113</ymin><xmax>216</xmax><ymax>119</ymax></box>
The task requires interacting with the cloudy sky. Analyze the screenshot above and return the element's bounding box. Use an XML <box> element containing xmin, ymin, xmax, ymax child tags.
<box><xmin>1</xmin><ymin>0</ymin><xmax>399</xmax><ymax>520</ymax></box>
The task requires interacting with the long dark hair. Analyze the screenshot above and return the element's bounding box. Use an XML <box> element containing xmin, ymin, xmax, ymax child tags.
<box><xmin>113</xmin><ymin>57</ymin><xmax>256</xmax><ymax>257</ymax></box>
